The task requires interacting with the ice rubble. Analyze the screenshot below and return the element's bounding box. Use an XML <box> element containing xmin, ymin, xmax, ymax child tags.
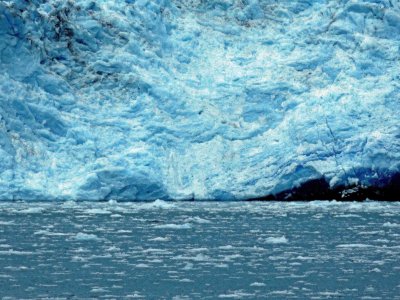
<box><xmin>0</xmin><ymin>0</ymin><xmax>399</xmax><ymax>200</ymax></box>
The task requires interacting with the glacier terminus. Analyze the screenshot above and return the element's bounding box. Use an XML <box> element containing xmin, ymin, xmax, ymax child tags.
<box><xmin>0</xmin><ymin>0</ymin><xmax>399</xmax><ymax>200</ymax></box>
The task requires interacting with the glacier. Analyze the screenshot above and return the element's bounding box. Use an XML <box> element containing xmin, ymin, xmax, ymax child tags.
<box><xmin>0</xmin><ymin>0</ymin><xmax>399</xmax><ymax>200</ymax></box>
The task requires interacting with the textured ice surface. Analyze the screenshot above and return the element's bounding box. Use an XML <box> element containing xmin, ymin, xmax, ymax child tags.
<box><xmin>0</xmin><ymin>0</ymin><xmax>399</xmax><ymax>200</ymax></box>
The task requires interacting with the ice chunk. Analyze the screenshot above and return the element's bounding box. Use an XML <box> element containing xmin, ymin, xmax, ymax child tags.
<box><xmin>140</xmin><ymin>200</ymin><xmax>175</xmax><ymax>209</ymax></box>
<box><xmin>73</xmin><ymin>233</ymin><xmax>101</xmax><ymax>241</ymax></box>
<box><xmin>184</xmin><ymin>216</ymin><xmax>211</xmax><ymax>224</ymax></box>
<box><xmin>84</xmin><ymin>208</ymin><xmax>112</xmax><ymax>215</ymax></box>
<box><xmin>336</xmin><ymin>244</ymin><xmax>373</xmax><ymax>248</ymax></box>
<box><xmin>154</xmin><ymin>223</ymin><xmax>192</xmax><ymax>229</ymax></box>
<box><xmin>148</xmin><ymin>237</ymin><xmax>170</xmax><ymax>242</ymax></box>
<box><xmin>383</xmin><ymin>222</ymin><xmax>400</xmax><ymax>228</ymax></box>
<box><xmin>18</xmin><ymin>207</ymin><xmax>46</xmax><ymax>214</ymax></box>
<box><xmin>264</xmin><ymin>236</ymin><xmax>288</xmax><ymax>244</ymax></box>
<box><xmin>250</xmin><ymin>282</ymin><xmax>266</xmax><ymax>287</ymax></box>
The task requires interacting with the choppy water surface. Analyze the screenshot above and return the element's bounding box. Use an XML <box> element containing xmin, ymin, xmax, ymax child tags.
<box><xmin>0</xmin><ymin>201</ymin><xmax>399</xmax><ymax>299</ymax></box>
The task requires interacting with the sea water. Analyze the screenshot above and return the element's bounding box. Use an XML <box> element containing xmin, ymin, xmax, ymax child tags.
<box><xmin>0</xmin><ymin>201</ymin><xmax>399</xmax><ymax>299</ymax></box>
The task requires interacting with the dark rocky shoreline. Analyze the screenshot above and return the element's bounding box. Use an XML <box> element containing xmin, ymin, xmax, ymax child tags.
<box><xmin>250</xmin><ymin>173</ymin><xmax>400</xmax><ymax>201</ymax></box>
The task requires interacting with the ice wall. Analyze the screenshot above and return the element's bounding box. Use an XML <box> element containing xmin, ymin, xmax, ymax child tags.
<box><xmin>0</xmin><ymin>0</ymin><xmax>399</xmax><ymax>200</ymax></box>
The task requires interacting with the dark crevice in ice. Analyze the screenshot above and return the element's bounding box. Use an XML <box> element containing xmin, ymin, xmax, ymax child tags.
<box><xmin>249</xmin><ymin>173</ymin><xmax>400</xmax><ymax>201</ymax></box>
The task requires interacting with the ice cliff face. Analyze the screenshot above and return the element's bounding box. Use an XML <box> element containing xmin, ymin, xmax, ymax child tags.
<box><xmin>0</xmin><ymin>0</ymin><xmax>399</xmax><ymax>200</ymax></box>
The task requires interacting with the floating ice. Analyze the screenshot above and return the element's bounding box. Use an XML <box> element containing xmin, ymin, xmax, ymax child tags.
<box><xmin>184</xmin><ymin>216</ymin><xmax>212</xmax><ymax>224</ymax></box>
<box><xmin>336</xmin><ymin>244</ymin><xmax>373</xmax><ymax>248</ymax></box>
<box><xmin>73</xmin><ymin>232</ymin><xmax>101</xmax><ymax>241</ymax></box>
<box><xmin>17</xmin><ymin>207</ymin><xmax>46</xmax><ymax>214</ymax></box>
<box><xmin>218</xmin><ymin>291</ymin><xmax>255</xmax><ymax>298</ymax></box>
<box><xmin>148</xmin><ymin>237</ymin><xmax>170</xmax><ymax>242</ymax></box>
<box><xmin>0</xmin><ymin>250</ymin><xmax>35</xmax><ymax>256</ymax></box>
<box><xmin>250</xmin><ymin>282</ymin><xmax>266</xmax><ymax>287</ymax></box>
<box><xmin>154</xmin><ymin>223</ymin><xmax>192</xmax><ymax>229</ymax></box>
<box><xmin>0</xmin><ymin>221</ymin><xmax>14</xmax><ymax>225</ymax></box>
<box><xmin>264</xmin><ymin>236</ymin><xmax>288</xmax><ymax>244</ymax></box>
<box><xmin>383</xmin><ymin>222</ymin><xmax>400</xmax><ymax>228</ymax></box>
<box><xmin>140</xmin><ymin>200</ymin><xmax>176</xmax><ymax>209</ymax></box>
<box><xmin>84</xmin><ymin>208</ymin><xmax>112</xmax><ymax>215</ymax></box>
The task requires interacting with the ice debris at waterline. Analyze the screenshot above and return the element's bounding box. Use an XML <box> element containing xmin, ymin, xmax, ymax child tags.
<box><xmin>0</xmin><ymin>0</ymin><xmax>399</xmax><ymax>201</ymax></box>
<box><xmin>1</xmin><ymin>201</ymin><xmax>400</xmax><ymax>298</ymax></box>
